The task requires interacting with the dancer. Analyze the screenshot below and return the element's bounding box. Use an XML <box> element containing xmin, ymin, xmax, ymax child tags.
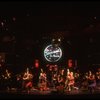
<box><xmin>22</xmin><ymin>68</ymin><xmax>33</xmax><ymax>93</ymax></box>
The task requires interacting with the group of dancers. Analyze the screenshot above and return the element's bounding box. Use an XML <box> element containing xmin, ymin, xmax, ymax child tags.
<box><xmin>0</xmin><ymin>65</ymin><xmax>100</xmax><ymax>94</ymax></box>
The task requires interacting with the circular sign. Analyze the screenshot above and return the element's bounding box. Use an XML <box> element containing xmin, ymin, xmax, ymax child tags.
<box><xmin>44</xmin><ymin>44</ymin><xmax>62</xmax><ymax>62</ymax></box>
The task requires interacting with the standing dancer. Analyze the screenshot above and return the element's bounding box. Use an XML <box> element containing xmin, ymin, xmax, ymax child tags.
<box><xmin>22</xmin><ymin>68</ymin><xmax>33</xmax><ymax>94</ymax></box>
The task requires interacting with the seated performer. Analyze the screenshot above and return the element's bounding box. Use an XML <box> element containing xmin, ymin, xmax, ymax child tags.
<box><xmin>22</xmin><ymin>68</ymin><xmax>33</xmax><ymax>93</ymax></box>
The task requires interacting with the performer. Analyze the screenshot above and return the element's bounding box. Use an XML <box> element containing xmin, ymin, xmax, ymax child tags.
<box><xmin>16</xmin><ymin>74</ymin><xmax>23</xmax><ymax>90</ymax></box>
<box><xmin>96</xmin><ymin>70</ymin><xmax>100</xmax><ymax>86</ymax></box>
<box><xmin>22</xmin><ymin>68</ymin><xmax>33</xmax><ymax>93</ymax></box>
<box><xmin>64</xmin><ymin>69</ymin><xmax>70</xmax><ymax>90</ymax></box>
<box><xmin>2</xmin><ymin>69</ymin><xmax>12</xmax><ymax>90</ymax></box>
<box><xmin>57</xmin><ymin>75</ymin><xmax>64</xmax><ymax>93</ymax></box>
<box><xmin>67</xmin><ymin>71</ymin><xmax>75</xmax><ymax>91</ymax></box>
<box><xmin>87</xmin><ymin>71</ymin><xmax>96</xmax><ymax>93</ymax></box>
<box><xmin>58</xmin><ymin>69</ymin><xmax>65</xmax><ymax>86</ymax></box>
<box><xmin>74</xmin><ymin>71</ymin><xmax>80</xmax><ymax>89</ymax></box>
<box><xmin>52</xmin><ymin>73</ymin><xmax>58</xmax><ymax>88</ymax></box>
<box><xmin>38</xmin><ymin>69</ymin><xmax>48</xmax><ymax>91</ymax></box>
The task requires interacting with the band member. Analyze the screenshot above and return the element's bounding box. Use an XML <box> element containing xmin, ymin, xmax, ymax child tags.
<box><xmin>96</xmin><ymin>69</ymin><xmax>100</xmax><ymax>86</ymax></box>
<box><xmin>52</xmin><ymin>73</ymin><xmax>58</xmax><ymax>88</ymax></box>
<box><xmin>74</xmin><ymin>71</ymin><xmax>80</xmax><ymax>88</ymax></box>
<box><xmin>81</xmin><ymin>72</ymin><xmax>89</xmax><ymax>89</ymax></box>
<box><xmin>46</xmin><ymin>66</ymin><xmax>53</xmax><ymax>87</ymax></box>
<box><xmin>67</xmin><ymin>71</ymin><xmax>75</xmax><ymax>91</ymax></box>
<box><xmin>16</xmin><ymin>74</ymin><xmax>23</xmax><ymax>90</ymax></box>
<box><xmin>87</xmin><ymin>71</ymin><xmax>96</xmax><ymax>93</ymax></box>
<box><xmin>22</xmin><ymin>68</ymin><xmax>33</xmax><ymax>93</ymax></box>
<box><xmin>56</xmin><ymin>69</ymin><xmax>65</xmax><ymax>93</ymax></box>
<box><xmin>57</xmin><ymin>75</ymin><xmax>64</xmax><ymax>93</ymax></box>
<box><xmin>64</xmin><ymin>69</ymin><xmax>70</xmax><ymax>90</ymax></box>
<box><xmin>58</xmin><ymin>69</ymin><xmax>65</xmax><ymax>86</ymax></box>
<box><xmin>38</xmin><ymin>69</ymin><xmax>48</xmax><ymax>91</ymax></box>
<box><xmin>2</xmin><ymin>69</ymin><xmax>12</xmax><ymax>90</ymax></box>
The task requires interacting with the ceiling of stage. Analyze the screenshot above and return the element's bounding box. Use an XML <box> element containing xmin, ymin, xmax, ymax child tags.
<box><xmin>0</xmin><ymin>1</ymin><xmax>100</xmax><ymax>38</ymax></box>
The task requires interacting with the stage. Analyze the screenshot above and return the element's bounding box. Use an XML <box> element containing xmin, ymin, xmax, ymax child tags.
<box><xmin>0</xmin><ymin>87</ymin><xmax>100</xmax><ymax>99</ymax></box>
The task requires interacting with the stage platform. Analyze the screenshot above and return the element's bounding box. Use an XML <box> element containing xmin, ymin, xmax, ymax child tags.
<box><xmin>0</xmin><ymin>87</ymin><xmax>100</xmax><ymax>99</ymax></box>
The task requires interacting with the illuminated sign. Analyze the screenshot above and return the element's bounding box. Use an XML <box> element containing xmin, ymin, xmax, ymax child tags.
<box><xmin>44</xmin><ymin>44</ymin><xmax>62</xmax><ymax>62</ymax></box>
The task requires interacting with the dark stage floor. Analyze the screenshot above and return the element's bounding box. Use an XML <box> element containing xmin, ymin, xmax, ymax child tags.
<box><xmin>0</xmin><ymin>87</ymin><xmax>100</xmax><ymax>99</ymax></box>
